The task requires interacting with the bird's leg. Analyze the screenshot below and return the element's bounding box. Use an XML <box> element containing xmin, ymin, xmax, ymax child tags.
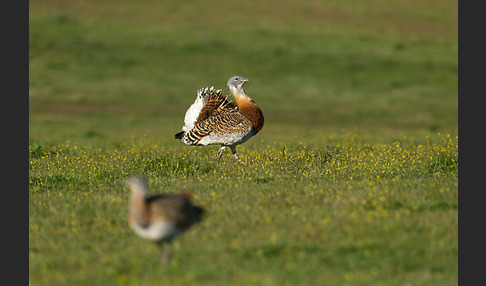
<box><xmin>230</xmin><ymin>146</ymin><xmax>246</xmax><ymax>165</ymax></box>
<box><xmin>216</xmin><ymin>146</ymin><xmax>227</xmax><ymax>161</ymax></box>
<box><xmin>158</xmin><ymin>242</ymin><xmax>172</xmax><ymax>266</ymax></box>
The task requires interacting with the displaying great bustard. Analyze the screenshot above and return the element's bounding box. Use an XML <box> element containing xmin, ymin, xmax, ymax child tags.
<box><xmin>175</xmin><ymin>76</ymin><xmax>264</xmax><ymax>164</ymax></box>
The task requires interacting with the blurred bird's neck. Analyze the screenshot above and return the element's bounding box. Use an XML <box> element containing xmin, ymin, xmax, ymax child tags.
<box><xmin>129</xmin><ymin>192</ymin><xmax>150</xmax><ymax>226</ymax></box>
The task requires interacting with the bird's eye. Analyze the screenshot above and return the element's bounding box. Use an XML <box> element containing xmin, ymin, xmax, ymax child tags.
<box><xmin>234</xmin><ymin>77</ymin><xmax>239</xmax><ymax>81</ymax></box>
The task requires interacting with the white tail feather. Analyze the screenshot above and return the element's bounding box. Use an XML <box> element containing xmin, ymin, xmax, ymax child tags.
<box><xmin>182</xmin><ymin>87</ymin><xmax>213</xmax><ymax>132</ymax></box>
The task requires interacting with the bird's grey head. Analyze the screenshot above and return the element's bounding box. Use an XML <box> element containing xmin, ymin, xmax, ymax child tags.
<box><xmin>227</xmin><ymin>75</ymin><xmax>249</xmax><ymax>96</ymax></box>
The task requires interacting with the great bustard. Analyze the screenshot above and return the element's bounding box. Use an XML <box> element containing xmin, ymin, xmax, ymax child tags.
<box><xmin>175</xmin><ymin>75</ymin><xmax>264</xmax><ymax>164</ymax></box>
<box><xmin>126</xmin><ymin>176</ymin><xmax>204</xmax><ymax>265</ymax></box>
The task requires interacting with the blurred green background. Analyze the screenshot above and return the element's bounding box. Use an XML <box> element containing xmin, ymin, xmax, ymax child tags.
<box><xmin>29</xmin><ymin>0</ymin><xmax>457</xmax><ymax>146</ymax></box>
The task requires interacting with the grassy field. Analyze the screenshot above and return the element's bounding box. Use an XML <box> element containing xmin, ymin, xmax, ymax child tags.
<box><xmin>29</xmin><ymin>0</ymin><xmax>458</xmax><ymax>285</ymax></box>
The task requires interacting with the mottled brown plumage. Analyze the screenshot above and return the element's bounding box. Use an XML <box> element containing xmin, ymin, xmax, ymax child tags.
<box><xmin>175</xmin><ymin>76</ymin><xmax>264</xmax><ymax>164</ymax></box>
<box><xmin>194</xmin><ymin>89</ymin><xmax>237</xmax><ymax>125</ymax></box>
<box><xmin>126</xmin><ymin>176</ymin><xmax>204</xmax><ymax>265</ymax></box>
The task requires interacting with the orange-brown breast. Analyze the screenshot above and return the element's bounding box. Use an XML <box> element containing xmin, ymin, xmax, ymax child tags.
<box><xmin>234</xmin><ymin>97</ymin><xmax>264</xmax><ymax>133</ymax></box>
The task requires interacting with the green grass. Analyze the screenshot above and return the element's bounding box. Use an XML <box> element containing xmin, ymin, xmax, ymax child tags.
<box><xmin>30</xmin><ymin>0</ymin><xmax>457</xmax><ymax>285</ymax></box>
<box><xmin>29</xmin><ymin>135</ymin><xmax>457</xmax><ymax>285</ymax></box>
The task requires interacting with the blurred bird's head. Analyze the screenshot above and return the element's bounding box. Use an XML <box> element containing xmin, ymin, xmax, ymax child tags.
<box><xmin>125</xmin><ymin>175</ymin><xmax>149</xmax><ymax>195</ymax></box>
<box><xmin>227</xmin><ymin>75</ymin><xmax>249</xmax><ymax>97</ymax></box>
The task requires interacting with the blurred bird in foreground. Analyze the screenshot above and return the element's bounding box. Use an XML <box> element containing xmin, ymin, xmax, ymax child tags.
<box><xmin>126</xmin><ymin>176</ymin><xmax>204</xmax><ymax>265</ymax></box>
<box><xmin>175</xmin><ymin>75</ymin><xmax>264</xmax><ymax>164</ymax></box>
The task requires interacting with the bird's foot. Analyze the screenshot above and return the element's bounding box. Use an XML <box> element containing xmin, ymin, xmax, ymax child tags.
<box><xmin>159</xmin><ymin>244</ymin><xmax>172</xmax><ymax>266</ymax></box>
<box><xmin>233</xmin><ymin>154</ymin><xmax>246</xmax><ymax>165</ymax></box>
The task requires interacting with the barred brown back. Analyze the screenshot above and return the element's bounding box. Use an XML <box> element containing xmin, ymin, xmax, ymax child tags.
<box><xmin>194</xmin><ymin>90</ymin><xmax>237</xmax><ymax>125</ymax></box>
<box><xmin>184</xmin><ymin>112</ymin><xmax>251</xmax><ymax>145</ymax></box>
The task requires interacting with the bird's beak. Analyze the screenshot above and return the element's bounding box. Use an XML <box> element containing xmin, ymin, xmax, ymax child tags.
<box><xmin>242</xmin><ymin>77</ymin><xmax>250</xmax><ymax>82</ymax></box>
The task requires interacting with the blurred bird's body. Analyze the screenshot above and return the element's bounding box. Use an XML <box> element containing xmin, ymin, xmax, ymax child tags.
<box><xmin>126</xmin><ymin>176</ymin><xmax>204</xmax><ymax>265</ymax></box>
<box><xmin>175</xmin><ymin>76</ymin><xmax>264</xmax><ymax>164</ymax></box>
